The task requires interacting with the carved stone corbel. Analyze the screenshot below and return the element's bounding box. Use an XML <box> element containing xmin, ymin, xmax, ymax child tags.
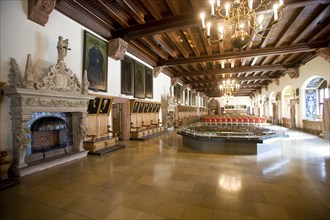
<box><xmin>272</xmin><ymin>78</ymin><xmax>280</xmax><ymax>86</ymax></box>
<box><xmin>171</xmin><ymin>77</ymin><xmax>179</xmax><ymax>86</ymax></box>
<box><xmin>28</xmin><ymin>0</ymin><xmax>57</xmax><ymax>26</ymax></box>
<box><xmin>154</xmin><ymin>66</ymin><xmax>162</xmax><ymax>78</ymax></box>
<box><xmin>286</xmin><ymin>67</ymin><xmax>299</xmax><ymax>79</ymax></box>
<box><xmin>316</xmin><ymin>46</ymin><xmax>330</xmax><ymax>63</ymax></box>
<box><xmin>108</xmin><ymin>38</ymin><xmax>128</xmax><ymax>60</ymax></box>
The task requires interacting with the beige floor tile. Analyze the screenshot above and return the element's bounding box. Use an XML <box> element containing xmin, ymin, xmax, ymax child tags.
<box><xmin>270</xmin><ymin>183</ymin><xmax>300</xmax><ymax>196</ymax></box>
<box><xmin>175</xmin><ymin>191</ymin><xmax>202</xmax><ymax>206</ymax></box>
<box><xmin>255</xmin><ymin>202</ymin><xmax>290</xmax><ymax>219</ymax></box>
<box><xmin>173</xmin><ymin>180</ymin><xmax>195</xmax><ymax>192</ymax></box>
<box><xmin>200</xmin><ymin>195</ymin><xmax>228</xmax><ymax>210</ymax></box>
<box><xmin>290</xmin><ymin>195</ymin><xmax>329</xmax><ymax>213</ymax></box>
<box><xmin>156</xmin><ymin>188</ymin><xmax>180</xmax><ymax>201</ymax></box>
<box><xmin>43</xmin><ymin>191</ymin><xmax>79</xmax><ymax>208</ymax></box>
<box><xmin>106</xmin><ymin>206</ymin><xmax>142</xmax><ymax>219</ymax></box>
<box><xmin>182</xmin><ymin>205</ymin><xmax>212</xmax><ymax>219</ymax></box>
<box><xmin>111</xmin><ymin>191</ymin><xmax>142</xmax><ymax>208</ymax></box>
<box><xmin>80</xmin><ymin>200</ymin><xmax>117</xmax><ymax>219</ymax></box>
<box><xmin>133</xmin><ymin>196</ymin><xmax>163</xmax><ymax>213</ymax></box>
<box><xmin>137</xmin><ymin>212</ymin><xmax>166</xmax><ymax>219</ymax></box>
<box><xmin>62</xmin><ymin>196</ymin><xmax>97</xmax><ymax>214</ymax></box>
<box><xmin>283</xmin><ymin>206</ymin><xmax>323</xmax><ymax>220</ymax></box>
<box><xmin>263</xmin><ymin>192</ymin><xmax>296</xmax><ymax>207</ymax></box>
<box><xmin>137</xmin><ymin>175</ymin><xmax>156</xmax><ymax>185</ymax></box>
<box><xmin>59</xmin><ymin>212</ymin><xmax>90</xmax><ymax>220</ymax></box>
<box><xmin>28</xmin><ymin>205</ymin><xmax>68</xmax><ymax>219</ymax></box>
<box><xmin>213</xmin><ymin>209</ymin><xmax>243</xmax><ymax>220</ymax></box>
<box><xmin>155</xmin><ymin>201</ymin><xmax>186</xmax><ymax>219</ymax></box>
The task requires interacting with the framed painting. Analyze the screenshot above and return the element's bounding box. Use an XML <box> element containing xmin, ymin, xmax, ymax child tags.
<box><xmin>145</xmin><ymin>66</ymin><xmax>153</xmax><ymax>99</ymax></box>
<box><xmin>87</xmin><ymin>98</ymin><xmax>101</xmax><ymax>114</ymax></box>
<box><xmin>134</xmin><ymin>61</ymin><xmax>145</xmax><ymax>98</ymax></box>
<box><xmin>121</xmin><ymin>55</ymin><xmax>134</xmax><ymax>95</ymax></box>
<box><xmin>83</xmin><ymin>30</ymin><xmax>108</xmax><ymax>92</ymax></box>
<box><xmin>98</xmin><ymin>98</ymin><xmax>111</xmax><ymax>114</ymax></box>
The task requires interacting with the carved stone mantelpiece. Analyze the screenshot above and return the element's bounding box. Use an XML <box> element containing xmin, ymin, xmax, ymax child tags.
<box><xmin>28</xmin><ymin>0</ymin><xmax>57</xmax><ymax>26</ymax></box>
<box><xmin>108</xmin><ymin>38</ymin><xmax>128</xmax><ymax>60</ymax></box>
<box><xmin>5</xmin><ymin>87</ymin><xmax>94</xmax><ymax>175</ymax></box>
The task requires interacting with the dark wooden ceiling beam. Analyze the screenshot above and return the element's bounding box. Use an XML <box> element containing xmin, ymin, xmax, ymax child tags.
<box><xmin>291</xmin><ymin>5</ymin><xmax>330</xmax><ymax>45</ymax></box>
<box><xmin>141</xmin><ymin>37</ymin><xmax>169</xmax><ymax>60</ymax></box>
<box><xmin>183</xmin><ymin>28</ymin><xmax>200</xmax><ymax>57</ymax></box>
<box><xmin>189</xmin><ymin>76</ymin><xmax>273</xmax><ymax>84</ymax></box>
<box><xmin>116</xmin><ymin>0</ymin><xmax>145</xmax><ymax>24</ymax></box>
<box><xmin>158</xmin><ymin>41</ymin><xmax>329</xmax><ymax>66</ymax></box>
<box><xmin>173</xmin><ymin>64</ymin><xmax>286</xmax><ymax>77</ymax></box>
<box><xmin>153</xmin><ymin>34</ymin><xmax>179</xmax><ymax>58</ymax></box>
<box><xmin>140</xmin><ymin>0</ymin><xmax>162</xmax><ymax>20</ymax></box>
<box><xmin>112</xmin><ymin>13</ymin><xmax>198</xmax><ymax>39</ymax></box>
<box><xmin>165</xmin><ymin>0</ymin><xmax>180</xmax><ymax>16</ymax></box>
<box><xmin>167</xmin><ymin>32</ymin><xmax>190</xmax><ymax>58</ymax></box>
<box><xmin>55</xmin><ymin>0</ymin><xmax>112</xmax><ymax>38</ymax></box>
<box><xmin>127</xmin><ymin>41</ymin><xmax>157</xmax><ymax>66</ymax></box>
<box><xmin>93</xmin><ymin>0</ymin><xmax>129</xmax><ymax>28</ymax></box>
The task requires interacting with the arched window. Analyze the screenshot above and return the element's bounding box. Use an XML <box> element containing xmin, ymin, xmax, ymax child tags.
<box><xmin>305</xmin><ymin>77</ymin><xmax>328</xmax><ymax>119</ymax></box>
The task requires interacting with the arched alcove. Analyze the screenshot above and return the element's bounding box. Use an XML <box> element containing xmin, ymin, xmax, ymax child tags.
<box><xmin>282</xmin><ymin>86</ymin><xmax>295</xmax><ymax>118</ymax></box>
<box><xmin>302</xmin><ymin>76</ymin><xmax>328</xmax><ymax>119</ymax></box>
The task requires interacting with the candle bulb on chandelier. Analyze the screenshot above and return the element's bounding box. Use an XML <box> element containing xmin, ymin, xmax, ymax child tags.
<box><xmin>249</xmin><ymin>0</ymin><xmax>253</xmax><ymax>10</ymax></box>
<box><xmin>200</xmin><ymin>12</ymin><xmax>206</xmax><ymax>29</ymax></box>
<box><xmin>225</xmin><ymin>3</ymin><xmax>229</xmax><ymax>16</ymax></box>
<box><xmin>207</xmin><ymin>22</ymin><xmax>211</xmax><ymax>36</ymax></box>
<box><xmin>210</xmin><ymin>0</ymin><xmax>215</xmax><ymax>16</ymax></box>
<box><xmin>273</xmin><ymin>3</ymin><xmax>279</xmax><ymax>21</ymax></box>
<box><xmin>218</xmin><ymin>23</ymin><xmax>224</xmax><ymax>40</ymax></box>
<box><xmin>217</xmin><ymin>0</ymin><xmax>220</xmax><ymax>7</ymax></box>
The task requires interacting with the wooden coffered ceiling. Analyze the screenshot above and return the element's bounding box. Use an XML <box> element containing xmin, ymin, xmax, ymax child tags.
<box><xmin>55</xmin><ymin>0</ymin><xmax>330</xmax><ymax>97</ymax></box>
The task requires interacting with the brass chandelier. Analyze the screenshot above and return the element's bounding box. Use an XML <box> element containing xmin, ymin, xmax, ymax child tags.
<box><xmin>219</xmin><ymin>74</ymin><xmax>240</xmax><ymax>97</ymax></box>
<box><xmin>200</xmin><ymin>0</ymin><xmax>284</xmax><ymax>51</ymax></box>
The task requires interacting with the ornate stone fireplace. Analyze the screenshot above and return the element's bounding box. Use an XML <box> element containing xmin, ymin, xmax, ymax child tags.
<box><xmin>5</xmin><ymin>39</ymin><xmax>94</xmax><ymax>176</ymax></box>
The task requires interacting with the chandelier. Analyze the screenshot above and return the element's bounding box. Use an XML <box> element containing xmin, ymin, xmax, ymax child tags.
<box><xmin>200</xmin><ymin>0</ymin><xmax>284</xmax><ymax>50</ymax></box>
<box><xmin>219</xmin><ymin>74</ymin><xmax>240</xmax><ymax>96</ymax></box>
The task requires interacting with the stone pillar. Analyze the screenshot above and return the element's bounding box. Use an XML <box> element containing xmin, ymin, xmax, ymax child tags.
<box><xmin>9</xmin><ymin>113</ymin><xmax>32</xmax><ymax>175</ymax></box>
<box><xmin>71</xmin><ymin>112</ymin><xmax>87</xmax><ymax>151</ymax></box>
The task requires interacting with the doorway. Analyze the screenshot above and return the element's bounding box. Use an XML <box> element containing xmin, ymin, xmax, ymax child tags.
<box><xmin>112</xmin><ymin>103</ymin><xmax>122</xmax><ymax>140</ymax></box>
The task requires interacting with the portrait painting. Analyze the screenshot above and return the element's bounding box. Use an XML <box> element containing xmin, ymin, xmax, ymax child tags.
<box><xmin>121</xmin><ymin>55</ymin><xmax>134</xmax><ymax>95</ymax></box>
<box><xmin>98</xmin><ymin>98</ymin><xmax>111</xmax><ymax>114</ymax></box>
<box><xmin>83</xmin><ymin>30</ymin><xmax>108</xmax><ymax>92</ymax></box>
<box><xmin>152</xmin><ymin>104</ymin><xmax>157</xmax><ymax>112</ymax></box>
<box><xmin>87</xmin><ymin>98</ymin><xmax>101</xmax><ymax>114</ymax></box>
<box><xmin>156</xmin><ymin>104</ymin><xmax>161</xmax><ymax>112</ymax></box>
<box><xmin>132</xmin><ymin>101</ymin><xmax>140</xmax><ymax>113</ymax></box>
<box><xmin>145</xmin><ymin>67</ymin><xmax>153</xmax><ymax>99</ymax></box>
<box><xmin>134</xmin><ymin>61</ymin><xmax>145</xmax><ymax>99</ymax></box>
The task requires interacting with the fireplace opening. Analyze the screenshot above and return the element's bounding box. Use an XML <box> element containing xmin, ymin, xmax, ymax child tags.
<box><xmin>30</xmin><ymin>117</ymin><xmax>69</xmax><ymax>161</ymax></box>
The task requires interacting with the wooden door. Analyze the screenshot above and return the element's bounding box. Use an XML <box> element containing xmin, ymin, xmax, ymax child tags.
<box><xmin>112</xmin><ymin>103</ymin><xmax>122</xmax><ymax>140</ymax></box>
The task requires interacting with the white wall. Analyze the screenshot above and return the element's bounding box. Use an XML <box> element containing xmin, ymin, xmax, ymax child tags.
<box><xmin>260</xmin><ymin>56</ymin><xmax>330</xmax><ymax>128</ymax></box>
<box><xmin>212</xmin><ymin>96</ymin><xmax>252</xmax><ymax>108</ymax></box>
<box><xmin>0</xmin><ymin>1</ymin><xmax>170</xmax><ymax>157</ymax></box>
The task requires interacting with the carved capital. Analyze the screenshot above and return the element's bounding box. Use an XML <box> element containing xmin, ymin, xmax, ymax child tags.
<box><xmin>108</xmin><ymin>38</ymin><xmax>128</xmax><ymax>60</ymax></box>
<box><xmin>28</xmin><ymin>0</ymin><xmax>57</xmax><ymax>26</ymax></box>
<box><xmin>286</xmin><ymin>67</ymin><xmax>299</xmax><ymax>79</ymax></box>
<box><xmin>316</xmin><ymin>46</ymin><xmax>330</xmax><ymax>63</ymax></box>
<box><xmin>154</xmin><ymin>66</ymin><xmax>162</xmax><ymax>78</ymax></box>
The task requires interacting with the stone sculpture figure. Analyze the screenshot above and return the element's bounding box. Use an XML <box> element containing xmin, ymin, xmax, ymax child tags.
<box><xmin>57</xmin><ymin>36</ymin><xmax>70</xmax><ymax>63</ymax></box>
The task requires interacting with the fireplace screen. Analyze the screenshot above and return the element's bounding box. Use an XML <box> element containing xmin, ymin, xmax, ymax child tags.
<box><xmin>30</xmin><ymin>116</ymin><xmax>69</xmax><ymax>160</ymax></box>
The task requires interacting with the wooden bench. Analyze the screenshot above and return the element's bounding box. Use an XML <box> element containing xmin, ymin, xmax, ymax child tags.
<box><xmin>130</xmin><ymin>120</ymin><xmax>167</xmax><ymax>140</ymax></box>
<box><xmin>83</xmin><ymin>125</ymin><xmax>120</xmax><ymax>153</ymax></box>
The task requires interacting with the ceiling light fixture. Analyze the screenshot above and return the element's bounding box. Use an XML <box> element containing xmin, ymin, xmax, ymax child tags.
<box><xmin>200</xmin><ymin>0</ymin><xmax>284</xmax><ymax>51</ymax></box>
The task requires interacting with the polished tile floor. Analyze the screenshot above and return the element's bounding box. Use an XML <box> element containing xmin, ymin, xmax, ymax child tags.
<box><xmin>0</xmin><ymin>127</ymin><xmax>329</xmax><ymax>219</ymax></box>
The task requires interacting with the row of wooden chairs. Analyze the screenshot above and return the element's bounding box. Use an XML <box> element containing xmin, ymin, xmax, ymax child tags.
<box><xmin>202</xmin><ymin>116</ymin><xmax>266</xmax><ymax>126</ymax></box>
